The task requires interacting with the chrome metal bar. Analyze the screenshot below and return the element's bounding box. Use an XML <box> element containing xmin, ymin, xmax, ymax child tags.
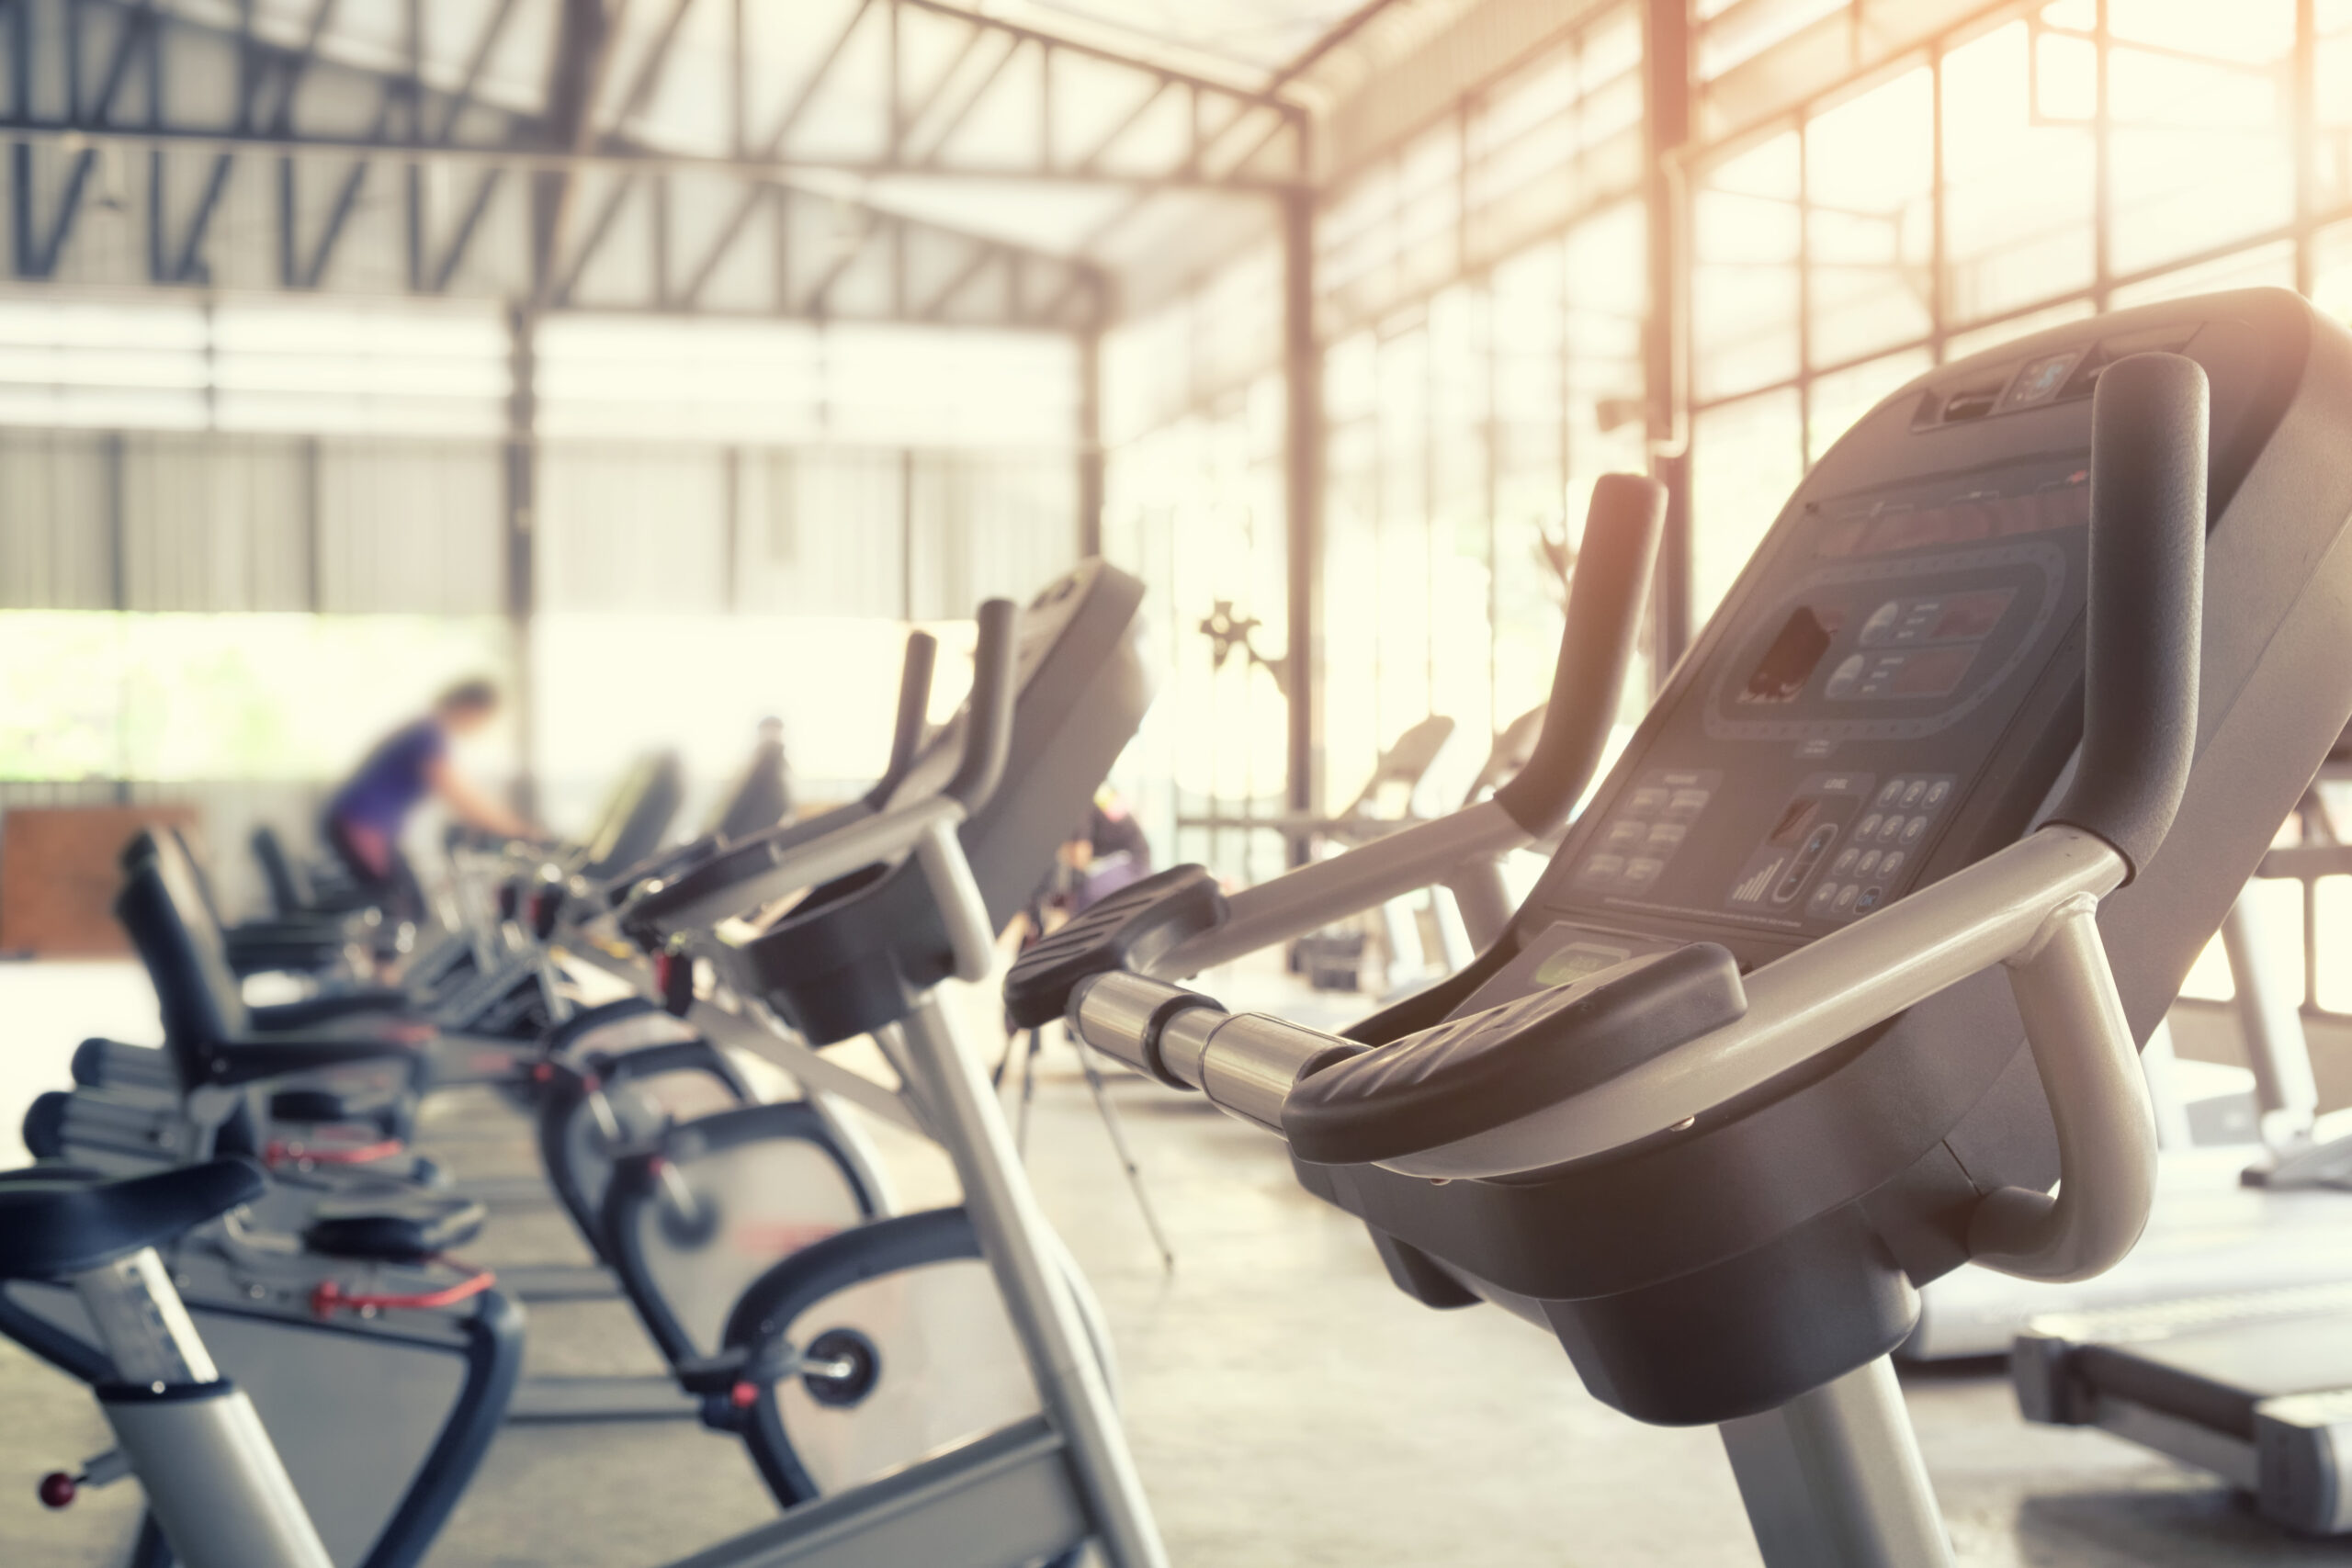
<box><xmin>684</xmin><ymin>997</ymin><xmax>927</xmax><ymax>1135</ymax></box>
<box><xmin>1152</xmin><ymin>801</ymin><xmax>1528</xmax><ymax>977</ymax></box>
<box><xmin>888</xmin><ymin>997</ymin><xmax>1169</xmax><ymax>1568</ymax></box>
<box><xmin>1969</xmin><ymin>894</ymin><xmax>2158</xmax><ymax>1281</ymax></box>
<box><xmin>71</xmin><ymin>1248</ymin><xmax>217</xmax><ymax>1386</ymax></box>
<box><xmin>102</xmin><ymin>1386</ymin><xmax>337</xmax><ymax>1568</ymax></box>
<box><xmin>69</xmin><ymin>1248</ymin><xmax>334</xmax><ymax>1568</ymax></box>
<box><xmin>913</xmin><ymin>815</ymin><xmax>998</xmax><ymax>981</ymax></box>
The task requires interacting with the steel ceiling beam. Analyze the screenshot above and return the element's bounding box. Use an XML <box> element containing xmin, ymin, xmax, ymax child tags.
<box><xmin>3</xmin><ymin>0</ymin><xmax>1106</xmax><ymax>328</ymax></box>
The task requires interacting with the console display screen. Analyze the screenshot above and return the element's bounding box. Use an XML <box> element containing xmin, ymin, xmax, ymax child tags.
<box><xmin>1815</xmin><ymin>468</ymin><xmax>2089</xmax><ymax>562</ymax></box>
<box><xmin>1739</xmin><ymin>606</ymin><xmax>1843</xmax><ymax>704</ymax></box>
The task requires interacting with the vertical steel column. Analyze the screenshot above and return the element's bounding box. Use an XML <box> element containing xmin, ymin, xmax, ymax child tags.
<box><xmin>1078</xmin><ymin>324</ymin><xmax>1104</xmax><ymax>558</ymax></box>
<box><xmin>105</xmin><ymin>428</ymin><xmax>130</xmax><ymax>802</ymax></box>
<box><xmin>504</xmin><ymin>303</ymin><xmax>539</xmax><ymax>818</ymax></box>
<box><xmin>722</xmin><ymin>445</ymin><xmax>742</xmax><ymax>612</ymax></box>
<box><xmin>2091</xmin><ymin>0</ymin><xmax>2112</xmax><ymax>309</ymax></box>
<box><xmin>1282</xmin><ymin>186</ymin><xmax>1321</xmax><ymax>859</ymax></box>
<box><xmin>1643</xmin><ymin>0</ymin><xmax>1694</xmax><ymax>669</ymax></box>
<box><xmin>899</xmin><ymin>447</ymin><xmax>917</xmax><ymax>620</ymax></box>
<box><xmin>2295</xmin><ymin>0</ymin><xmax>2318</xmax><ymax>295</ymax></box>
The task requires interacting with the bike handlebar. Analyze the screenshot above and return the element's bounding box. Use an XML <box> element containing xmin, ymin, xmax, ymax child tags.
<box><xmin>1493</xmin><ymin>473</ymin><xmax>1668</xmax><ymax>836</ymax></box>
<box><xmin>2044</xmin><ymin>351</ymin><xmax>2209</xmax><ymax>881</ymax></box>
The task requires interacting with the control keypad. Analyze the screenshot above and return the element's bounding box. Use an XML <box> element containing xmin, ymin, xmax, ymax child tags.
<box><xmin>1806</xmin><ymin>773</ymin><xmax>1954</xmax><ymax>924</ymax></box>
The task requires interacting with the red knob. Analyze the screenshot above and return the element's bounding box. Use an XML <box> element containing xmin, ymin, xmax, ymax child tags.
<box><xmin>38</xmin><ymin>1472</ymin><xmax>76</xmax><ymax>1508</ymax></box>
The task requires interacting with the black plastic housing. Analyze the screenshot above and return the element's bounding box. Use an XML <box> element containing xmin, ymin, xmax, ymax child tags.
<box><xmin>1305</xmin><ymin>290</ymin><xmax>2352</xmax><ymax>1427</ymax></box>
<box><xmin>741</xmin><ymin>561</ymin><xmax>1152</xmax><ymax>1044</ymax></box>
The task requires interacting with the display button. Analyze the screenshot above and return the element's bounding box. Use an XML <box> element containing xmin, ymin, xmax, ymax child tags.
<box><xmin>1622</xmin><ymin>857</ymin><xmax>1665</xmax><ymax>888</ymax></box>
<box><xmin>1582</xmin><ymin>854</ymin><xmax>1626</xmax><ymax>883</ymax></box>
<box><xmin>1832</xmin><ymin>848</ymin><xmax>1860</xmax><ymax>874</ymax></box>
<box><xmin>1900</xmin><ymin>781</ymin><xmax>1927</xmax><ymax>807</ymax></box>
<box><xmin>1667</xmin><ymin>789</ymin><xmax>1712</xmax><ymax>821</ymax></box>
<box><xmin>1855</xmin><ymin>886</ymin><xmax>1884</xmax><ymax>913</ymax></box>
<box><xmin>1858</xmin><ymin>814</ymin><xmax>1883</xmax><ymax>840</ymax></box>
<box><xmin>1630</xmin><ymin>787</ymin><xmax>1669</xmax><ymax>814</ymax></box>
<box><xmin>1855</xmin><ymin>850</ymin><xmax>1881</xmax><ymax>877</ymax></box>
<box><xmin>1645</xmin><ymin>823</ymin><xmax>1687</xmax><ymax>851</ymax></box>
<box><xmin>1879</xmin><ymin>851</ymin><xmax>1905</xmax><ymax>879</ymax></box>
<box><xmin>1834</xmin><ymin>885</ymin><xmax>1860</xmax><ymax>911</ymax></box>
<box><xmin>1925</xmin><ymin>780</ymin><xmax>1951</xmax><ymax>807</ymax></box>
<box><xmin>1901</xmin><ymin>816</ymin><xmax>1927</xmax><ymax>844</ymax></box>
<box><xmin>1605</xmin><ymin>819</ymin><xmax>1648</xmax><ymax>852</ymax></box>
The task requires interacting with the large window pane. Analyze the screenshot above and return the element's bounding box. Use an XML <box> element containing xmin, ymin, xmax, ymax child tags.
<box><xmin>1804</xmin><ymin>68</ymin><xmax>1935</xmax><ymax>368</ymax></box>
<box><xmin>1691</xmin><ymin>389</ymin><xmax>1803</xmax><ymax>626</ymax></box>
<box><xmin>1941</xmin><ymin>22</ymin><xmax>2096</xmax><ymax>325</ymax></box>
<box><xmin>1695</xmin><ymin>131</ymin><xmax>1803</xmax><ymax>400</ymax></box>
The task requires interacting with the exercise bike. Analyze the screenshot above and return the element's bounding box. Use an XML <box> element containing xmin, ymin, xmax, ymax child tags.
<box><xmin>1014</xmin><ymin>295</ymin><xmax>2352</xmax><ymax>1565</ymax></box>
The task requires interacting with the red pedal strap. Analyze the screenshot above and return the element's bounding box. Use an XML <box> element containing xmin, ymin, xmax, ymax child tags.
<box><xmin>311</xmin><ymin>1265</ymin><xmax>497</xmax><ymax>1318</ymax></box>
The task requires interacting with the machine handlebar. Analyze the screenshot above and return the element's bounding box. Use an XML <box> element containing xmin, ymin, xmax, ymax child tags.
<box><xmin>866</xmin><ymin>630</ymin><xmax>939</xmax><ymax>808</ymax></box>
<box><xmin>944</xmin><ymin>599</ymin><xmax>1018</xmax><ymax>813</ymax></box>
<box><xmin>2045</xmin><ymin>351</ymin><xmax>2208</xmax><ymax>881</ymax></box>
<box><xmin>1492</xmin><ymin>472</ymin><xmax>1668</xmax><ymax>836</ymax></box>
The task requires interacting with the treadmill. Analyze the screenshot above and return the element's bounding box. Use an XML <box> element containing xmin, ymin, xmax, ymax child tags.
<box><xmin>1010</xmin><ymin>289</ymin><xmax>2352</xmax><ymax>1565</ymax></box>
<box><xmin>2012</xmin><ymin>748</ymin><xmax>2352</xmax><ymax>1536</ymax></box>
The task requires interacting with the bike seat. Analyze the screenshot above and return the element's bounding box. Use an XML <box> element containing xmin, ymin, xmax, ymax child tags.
<box><xmin>0</xmin><ymin>1159</ymin><xmax>266</xmax><ymax>1280</ymax></box>
<box><xmin>302</xmin><ymin>1190</ymin><xmax>487</xmax><ymax>1262</ymax></box>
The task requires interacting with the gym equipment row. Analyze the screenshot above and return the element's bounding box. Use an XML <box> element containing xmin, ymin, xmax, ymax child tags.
<box><xmin>12</xmin><ymin>287</ymin><xmax>2352</xmax><ymax>1567</ymax></box>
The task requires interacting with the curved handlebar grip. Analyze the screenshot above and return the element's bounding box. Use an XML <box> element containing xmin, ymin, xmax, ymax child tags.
<box><xmin>944</xmin><ymin>598</ymin><xmax>1019</xmax><ymax>814</ymax></box>
<box><xmin>2045</xmin><ymin>352</ymin><xmax>2208</xmax><ymax>882</ymax></box>
<box><xmin>866</xmin><ymin>630</ymin><xmax>939</xmax><ymax>807</ymax></box>
<box><xmin>1492</xmin><ymin>472</ymin><xmax>1668</xmax><ymax>836</ymax></box>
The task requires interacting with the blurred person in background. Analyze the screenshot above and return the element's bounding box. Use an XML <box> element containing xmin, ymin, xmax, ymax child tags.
<box><xmin>1058</xmin><ymin>787</ymin><xmax>1152</xmax><ymax>913</ymax></box>
<box><xmin>324</xmin><ymin>677</ymin><xmax>537</xmax><ymax>919</ymax></box>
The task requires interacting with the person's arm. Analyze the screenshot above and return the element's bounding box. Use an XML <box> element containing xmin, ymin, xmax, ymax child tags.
<box><xmin>425</xmin><ymin>754</ymin><xmax>538</xmax><ymax>840</ymax></box>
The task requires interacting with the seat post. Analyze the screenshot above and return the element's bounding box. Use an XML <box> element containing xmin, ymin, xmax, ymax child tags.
<box><xmin>884</xmin><ymin>992</ymin><xmax>1169</xmax><ymax>1568</ymax></box>
<box><xmin>1718</xmin><ymin>1356</ymin><xmax>1954</xmax><ymax>1568</ymax></box>
<box><xmin>68</xmin><ymin>1248</ymin><xmax>335</xmax><ymax>1568</ymax></box>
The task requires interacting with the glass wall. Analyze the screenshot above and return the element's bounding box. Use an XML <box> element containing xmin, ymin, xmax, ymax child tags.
<box><xmin>1102</xmin><ymin>5</ymin><xmax>1652</xmax><ymax>874</ymax></box>
<box><xmin>1686</xmin><ymin>0</ymin><xmax>2344</xmax><ymax>625</ymax></box>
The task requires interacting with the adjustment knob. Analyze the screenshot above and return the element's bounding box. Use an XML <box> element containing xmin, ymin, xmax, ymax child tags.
<box><xmin>38</xmin><ymin>1472</ymin><xmax>75</xmax><ymax>1509</ymax></box>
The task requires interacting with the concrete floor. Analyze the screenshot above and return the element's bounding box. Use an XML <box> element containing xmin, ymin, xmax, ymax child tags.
<box><xmin>2</xmin><ymin>963</ymin><xmax>2350</xmax><ymax>1565</ymax></box>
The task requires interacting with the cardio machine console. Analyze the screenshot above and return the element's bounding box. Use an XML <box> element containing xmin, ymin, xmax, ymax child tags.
<box><xmin>1289</xmin><ymin>291</ymin><xmax>2352</xmax><ymax>1427</ymax></box>
<box><xmin>1486</xmin><ymin>311</ymin><xmax>2261</xmax><ymax>992</ymax></box>
<box><xmin>726</xmin><ymin>558</ymin><xmax>1153</xmax><ymax>1044</ymax></box>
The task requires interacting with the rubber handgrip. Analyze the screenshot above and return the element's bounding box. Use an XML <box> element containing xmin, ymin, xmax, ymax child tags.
<box><xmin>944</xmin><ymin>599</ymin><xmax>1019</xmax><ymax>813</ymax></box>
<box><xmin>1493</xmin><ymin>472</ymin><xmax>1668</xmax><ymax>836</ymax></box>
<box><xmin>867</xmin><ymin>631</ymin><xmax>938</xmax><ymax>807</ymax></box>
<box><xmin>2045</xmin><ymin>352</ymin><xmax>2208</xmax><ymax>881</ymax></box>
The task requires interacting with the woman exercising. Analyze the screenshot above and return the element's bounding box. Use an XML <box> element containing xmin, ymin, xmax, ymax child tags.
<box><xmin>323</xmin><ymin>677</ymin><xmax>537</xmax><ymax>917</ymax></box>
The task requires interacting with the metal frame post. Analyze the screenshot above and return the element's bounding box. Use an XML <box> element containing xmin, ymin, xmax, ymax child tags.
<box><xmin>1078</xmin><ymin>323</ymin><xmax>1104</xmax><ymax>558</ymax></box>
<box><xmin>504</xmin><ymin>302</ymin><xmax>538</xmax><ymax>818</ymax></box>
<box><xmin>1644</xmin><ymin>0</ymin><xmax>1694</xmax><ymax>669</ymax></box>
<box><xmin>885</xmin><ymin>995</ymin><xmax>1169</xmax><ymax>1567</ymax></box>
<box><xmin>1720</xmin><ymin>1357</ymin><xmax>1955</xmax><ymax>1568</ymax></box>
<box><xmin>1282</xmin><ymin>185</ymin><xmax>1321</xmax><ymax>857</ymax></box>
